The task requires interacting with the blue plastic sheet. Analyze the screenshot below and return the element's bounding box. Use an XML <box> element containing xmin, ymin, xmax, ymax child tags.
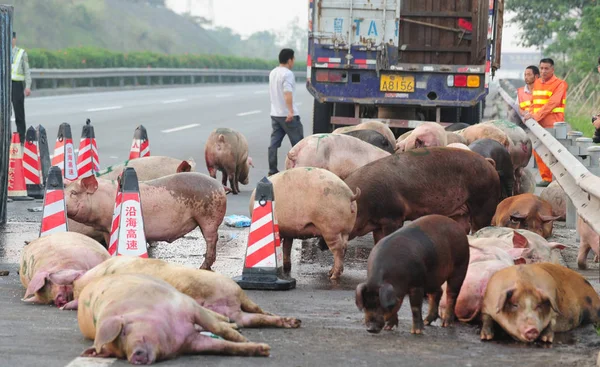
<box><xmin>223</xmin><ymin>215</ymin><xmax>251</xmax><ymax>228</ymax></box>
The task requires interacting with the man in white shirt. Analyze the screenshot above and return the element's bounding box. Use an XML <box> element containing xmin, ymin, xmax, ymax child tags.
<box><xmin>268</xmin><ymin>48</ymin><xmax>304</xmax><ymax>176</ymax></box>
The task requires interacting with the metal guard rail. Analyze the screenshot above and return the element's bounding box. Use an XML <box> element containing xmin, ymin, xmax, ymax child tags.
<box><xmin>497</xmin><ymin>82</ymin><xmax>600</xmax><ymax>235</ymax></box>
<box><xmin>31</xmin><ymin>68</ymin><xmax>305</xmax><ymax>79</ymax></box>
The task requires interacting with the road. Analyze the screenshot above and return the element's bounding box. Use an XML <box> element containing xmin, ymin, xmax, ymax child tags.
<box><xmin>1</xmin><ymin>84</ymin><xmax>600</xmax><ymax>367</ymax></box>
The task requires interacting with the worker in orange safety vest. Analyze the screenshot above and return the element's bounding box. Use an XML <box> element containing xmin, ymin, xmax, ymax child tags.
<box><xmin>516</xmin><ymin>65</ymin><xmax>539</xmax><ymax>115</ymax></box>
<box><xmin>523</xmin><ymin>58</ymin><xmax>568</xmax><ymax>187</ymax></box>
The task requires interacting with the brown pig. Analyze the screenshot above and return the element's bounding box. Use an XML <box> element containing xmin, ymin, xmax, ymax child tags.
<box><xmin>344</xmin><ymin>147</ymin><xmax>501</xmax><ymax>243</ymax></box>
<box><xmin>96</xmin><ymin>156</ymin><xmax>195</xmax><ymax>181</ymax></box>
<box><xmin>395</xmin><ymin>122</ymin><xmax>447</xmax><ymax>152</ymax></box>
<box><xmin>540</xmin><ymin>181</ymin><xmax>566</xmax><ymax>221</ymax></box>
<box><xmin>78</xmin><ymin>274</ymin><xmax>270</xmax><ymax>364</ymax></box>
<box><xmin>285</xmin><ymin>134</ymin><xmax>390</xmax><ymax>179</ymax></box>
<box><xmin>446</xmin><ymin>132</ymin><xmax>468</xmax><ymax>145</ymax></box>
<box><xmin>355</xmin><ymin>215</ymin><xmax>470</xmax><ymax>334</ymax></box>
<box><xmin>19</xmin><ymin>232</ymin><xmax>109</xmax><ymax>307</ymax></box>
<box><xmin>491</xmin><ymin>193</ymin><xmax>561</xmax><ymax>239</ymax></box>
<box><xmin>65</xmin><ymin>173</ymin><xmax>226</xmax><ymax>270</ymax></box>
<box><xmin>480</xmin><ymin>263</ymin><xmax>600</xmax><ymax>343</ymax></box>
<box><xmin>204</xmin><ymin>127</ymin><xmax>254</xmax><ymax>195</ymax></box>
<box><xmin>249</xmin><ymin>167</ymin><xmax>359</xmax><ymax>280</ymax></box>
<box><xmin>332</xmin><ymin>120</ymin><xmax>396</xmax><ymax>148</ymax></box>
<box><xmin>576</xmin><ymin>215</ymin><xmax>600</xmax><ymax>270</ymax></box>
<box><xmin>67</xmin><ymin>256</ymin><xmax>301</xmax><ymax>329</ymax></box>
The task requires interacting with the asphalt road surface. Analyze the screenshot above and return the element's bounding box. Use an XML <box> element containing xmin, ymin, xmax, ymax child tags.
<box><xmin>2</xmin><ymin>83</ymin><xmax>600</xmax><ymax>367</ymax></box>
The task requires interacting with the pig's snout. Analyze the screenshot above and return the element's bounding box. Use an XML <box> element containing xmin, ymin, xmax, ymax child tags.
<box><xmin>130</xmin><ymin>347</ymin><xmax>152</xmax><ymax>365</ymax></box>
<box><xmin>366</xmin><ymin>322</ymin><xmax>383</xmax><ymax>334</ymax></box>
<box><xmin>523</xmin><ymin>327</ymin><xmax>540</xmax><ymax>342</ymax></box>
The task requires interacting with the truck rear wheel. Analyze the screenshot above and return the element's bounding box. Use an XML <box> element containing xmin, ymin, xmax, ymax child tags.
<box><xmin>461</xmin><ymin>101</ymin><xmax>483</xmax><ymax>125</ymax></box>
<box><xmin>312</xmin><ymin>100</ymin><xmax>333</xmax><ymax>134</ymax></box>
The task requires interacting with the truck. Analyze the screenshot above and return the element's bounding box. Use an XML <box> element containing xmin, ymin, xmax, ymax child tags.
<box><xmin>306</xmin><ymin>0</ymin><xmax>504</xmax><ymax>134</ymax></box>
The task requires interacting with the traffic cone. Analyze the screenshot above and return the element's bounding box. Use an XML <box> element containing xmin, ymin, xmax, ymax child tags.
<box><xmin>107</xmin><ymin>171</ymin><xmax>123</xmax><ymax>256</ymax></box>
<box><xmin>8</xmin><ymin>132</ymin><xmax>34</xmax><ymax>201</ymax></box>
<box><xmin>51</xmin><ymin>123</ymin><xmax>78</xmax><ymax>181</ymax></box>
<box><xmin>23</xmin><ymin>126</ymin><xmax>44</xmax><ymax>199</ymax></box>
<box><xmin>77</xmin><ymin>119</ymin><xmax>100</xmax><ymax>178</ymax></box>
<box><xmin>233</xmin><ymin>177</ymin><xmax>296</xmax><ymax>290</ymax></box>
<box><xmin>36</xmin><ymin>125</ymin><xmax>51</xmax><ymax>186</ymax></box>
<box><xmin>129</xmin><ymin>125</ymin><xmax>150</xmax><ymax>160</ymax></box>
<box><xmin>114</xmin><ymin>167</ymin><xmax>148</xmax><ymax>257</ymax></box>
<box><xmin>39</xmin><ymin>166</ymin><xmax>68</xmax><ymax>237</ymax></box>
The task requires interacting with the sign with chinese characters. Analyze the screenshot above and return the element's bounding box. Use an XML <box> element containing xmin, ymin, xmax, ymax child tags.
<box><xmin>64</xmin><ymin>142</ymin><xmax>78</xmax><ymax>180</ymax></box>
<box><xmin>117</xmin><ymin>195</ymin><xmax>147</xmax><ymax>257</ymax></box>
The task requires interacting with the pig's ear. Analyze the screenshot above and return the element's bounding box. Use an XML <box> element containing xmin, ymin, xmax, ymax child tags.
<box><xmin>547</xmin><ymin>242</ymin><xmax>566</xmax><ymax>251</ymax></box>
<box><xmin>378</xmin><ymin>283</ymin><xmax>397</xmax><ymax>310</ymax></box>
<box><xmin>510</xmin><ymin>212</ymin><xmax>527</xmax><ymax>221</ymax></box>
<box><xmin>485</xmin><ymin>158</ymin><xmax>497</xmax><ymax>169</ymax></box>
<box><xmin>355</xmin><ymin>283</ymin><xmax>367</xmax><ymax>311</ymax></box>
<box><xmin>94</xmin><ymin>316</ymin><xmax>124</xmax><ymax>353</ymax></box>
<box><xmin>512</xmin><ymin>232</ymin><xmax>529</xmax><ymax>248</ymax></box>
<box><xmin>81</xmin><ymin>175</ymin><xmax>99</xmax><ymax>194</ymax></box>
<box><xmin>247</xmin><ymin>157</ymin><xmax>254</xmax><ymax>168</ymax></box>
<box><xmin>513</xmin><ymin>257</ymin><xmax>527</xmax><ymax>265</ymax></box>
<box><xmin>23</xmin><ymin>271</ymin><xmax>50</xmax><ymax>300</ymax></box>
<box><xmin>495</xmin><ymin>287</ymin><xmax>516</xmax><ymax>314</ymax></box>
<box><xmin>218</xmin><ymin>134</ymin><xmax>225</xmax><ymax>143</ymax></box>
<box><xmin>177</xmin><ymin>161</ymin><xmax>192</xmax><ymax>173</ymax></box>
<box><xmin>540</xmin><ymin>214</ymin><xmax>561</xmax><ymax>223</ymax></box>
<box><xmin>536</xmin><ymin>288</ymin><xmax>560</xmax><ymax>314</ymax></box>
<box><xmin>48</xmin><ymin>269</ymin><xmax>85</xmax><ymax>286</ymax></box>
<box><xmin>81</xmin><ymin>346</ymin><xmax>114</xmax><ymax>358</ymax></box>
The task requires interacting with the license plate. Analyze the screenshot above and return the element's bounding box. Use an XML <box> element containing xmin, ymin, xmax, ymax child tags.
<box><xmin>380</xmin><ymin>74</ymin><xmax>415</xmax><ymax>93</ymax></box>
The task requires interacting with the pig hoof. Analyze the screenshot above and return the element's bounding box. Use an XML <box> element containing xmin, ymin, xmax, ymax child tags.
<box><xmin>480</xmin><ymin>331</ymin><xmax>494</xmax><ymax>341</ymax></box>
<box><xmin>540</xmin><ymin>330</ymin><xmax>554</xmax><ymax>343</ymax></box>
<box><xmin>410</xmin><ymin>327</ymin><xmax>423</xmax><ymax>335</ymax></box>
<box><xmin>282</xmin><ymin>317</ymin><xmax>301</xmax><ymax>328</ymax></box>
<box><xmin>256</xmin><ymin>343</ymin><xmax>271</xmax><ymax>357</ymax></box>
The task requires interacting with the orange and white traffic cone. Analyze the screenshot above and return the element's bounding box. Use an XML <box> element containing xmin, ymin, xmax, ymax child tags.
<box><xmin>113</xmin><ymin>167</ymin><xmax>148</xmax><ymax>257</ymax></box>
<box><xmin>51</xmin><ymin>123</ymin><xmax>78</xmax><ymax>181</ymax></box>
<box><xmin>8</xmin><ymin>132</ymin><xmax>34</xmax><ymax>201</ymax></box>
<box><xmin>39</xmin><ymin>166</ymin><xmax>68</xmax><ymax>237</ymax></box>
<box><xmin>23</xmin><ymin>126</ymin><xmax>44</xmax><ymax>199</ymax></box>
<box><xmin>77</xmin><ymin>119</ymin><xmax>100</xmax><ymax>178</ymax></box>
<box><xmin>107</xmin><ymin>184</ymin><xmax>123</xmax><ymax>256</ymax></box>
<box><xmin>129</xmin><ymin>125</ymin><xmax>150</xmax><ymax>160</ymax></box>
<box><xmin>233</xmin><ymin>177</ymin><xmax>295</xmax><ymax>290</ymax></box>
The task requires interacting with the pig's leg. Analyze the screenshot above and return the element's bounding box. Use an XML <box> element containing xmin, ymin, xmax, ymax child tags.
<box><xmin>442</xmin><ymin>269</ymin><xmax>467</xmax><ymax>327</ymax></box>
<box><xmin>539</xmin><ymin>322</ymin><xmax>555</xmax><ymax>343</ymax></box>
<box><xmin>324</xmin><ymin>234</ymin><xmax>346</xmax><ymax>281</ymax></box>
<box><xmin>233</xmin><ymin>311</ymin><xmax>301</xmax><ymax>328</ymax></box>
<box><xmin>282</xmin><ymin>237</ymin><xmax>293</xmax><ymax>273</ymax></box>
<box><xmin>383</xmin><ymin>301</ymin><xmax>402</xmax><ymax>331</ymax></box>
<box><xmin>221</xmin><ymin>170</ymin><xmax>228</xmax><ymax>187</ymax></box>
<box><xmin>408</xmin><ymin>288</ymin><xmax>425</xmax><ymax>334</ymax></box>
<box><xmin>186</xmin><ymin>334</ymin><xmax>270</xmax><ymax>357</ymax></box>
<box><xmin>193</xmin><ymin>304</ymin><xmax>247</xmax><ymax>343</ymax></box>
<box><xmin>424</xmin><ymin>289</ymin><xmax>442</xmax><ymax>325</ymax></box>
<box><xmin>480</xmin><ymin>313</ymin><xmax>495</xmax><ymax>340</ymax></box>
<box><xmin>199</xmin><ymin>224</ymin><xmax>219</xmax><ymax>271</ymax></box>
<box><xmin>577</xmin><ymin>239</ymin><xmax>592</xmax><ymax>270</ymax></box>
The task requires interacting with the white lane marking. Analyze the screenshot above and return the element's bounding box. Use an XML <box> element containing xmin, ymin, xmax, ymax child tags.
<box><xmin>161</xmin><ymin>124</ymin><xmax>200</xmax><ymax>133</ymax></box>
<box><xmin>216</xmin><ymin>93</ymin><xmax>234</xmax><ymax>98</ymax></box>
<box><xmin>86</xmin><ymin>106</ymin><xmax>122</xmax><ymax>112</ymax></box>
<box><xmin>109</xmin><ymin>156</ymin><xmax>119</xmax><ymax>159</ymax></box>
<box><xmin>236</xmin><ymin>110</ymin><xmax>262</xmax><ymax>117</ymax></box>
<box><xmin>254</xmin><ymin>90</ymin><xmax>268</xmax><ymax>94</ymax></box>
<box><xmin>297</xmin><ymin>102</ymin><xmax>304</xmax><ymax>106</ymax></box>
<box><xmin>64</xmin><ymin>356</ymin><xmax>117</xmax><ymax>367</ymax></box>
<box><xmin>162</xmin><ymin>98</ymin><xmax>187</xmax><ymax>104</ymax></box>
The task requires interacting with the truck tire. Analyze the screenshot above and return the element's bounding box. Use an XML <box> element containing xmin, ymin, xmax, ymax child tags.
<box><xmin>313</xmin><ymin>100</ymin><xmax>332</xmax><ymax>134</ymax></box>
<box><xmin>461</xmin><ymin>101</ymin><xmax>483</xmax><ymax>125</ymax></box>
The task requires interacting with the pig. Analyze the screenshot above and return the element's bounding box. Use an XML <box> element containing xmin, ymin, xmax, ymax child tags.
<box><xmin>540</xmin><ymin>181</ymin><xmax>566</xmax><ymax>221</ymax></box>
<box><xmin>344</xmin><ymin>147</ymin><xmax>501</xmax><ymax>244</ymax></box>
<box><xmin>467</xmin><ymin>238</ymin><xmax>530</xmax><ymax>264</ymax></box>
<box><xmin>285</xmin><ymin>134</ymin><xmax>390</xmax><ymax>180</ymax></box>
<box><xmin>445</xmin><ymin>122</ymin><xmax>471</xmax><ymax>132</ymax></box>
<box><xmin>249</xmin><ymin>167</ymin><xmax>359</xmax><ymax>280</ymax></box>
<box><xmin>68</xmin><ymin>219</ymin><xmax>107</xmax><ymax>245</ymax></box>
<box><xmin>204</xmin><ymin>127</ymin><xmax>254</xmax><ymax>195</ymax></box>
<box><xmin>482</xmin><ymin>119</ymin><xmax>532</xmax><ymax>170</ymax></box>
<box><xmin>67</xmin><ymin>256</ymin><xmax>301</xmax><ymax>329</ymax></box>
<box><xmin>456</xmin><ymin>124</ymin><xmax>512</xmax><ymax>150</ymax></box>
<box><xmin>480</xmin><ymin>263</ymin><xmax>600</xmax><ymax>343</ymax></box>
<box><xmin>66</xmin><ymin>173</ymin><xmax>226</xmax><ymax>270</ymax></box>
<box><xmin>471</xmin><ymin>226</ymin><xmax>566</xmax><ymax>264</ymax></box>
<box><xmin>395</xmin><ymin>122</ymin><xmax>447</xmax><ymax>152</ymax></box>
<box><xmin>447</xmin><ymin>143</ymin><xmax>470</xmax><ymax>150</ymax></box>
<box><xmin>468</xmin><ymin>138</ymin><xmax>515</xmax><ymax>199</ymax></box>
<box><xmin>355</xmin><ymin>215</ymin><xmax>470</xmax><ymax>334</ymax></box>
<box><xmin>19</xmin><ymin>232</ymin><xmax>110</xmax><ymax>307</ymax></box>
<box><xmin>576</xmin><ymin>215</ymin><xmax>600</xmax><ymax>270</ymax></box>
<box><xmin>332</xmin><ymin>120</ymin><xmax>396</xmax><ymax>148</ymax></box>
<box><xmin>446</xmin><ymin>132</ymin><xmax>468</xmax><ymax>145</ymax></box>
<box><xmin>491</xmin><ymin>193</ymin><xmax>561</xmax><ymax>239</ymax></box>
<box><xmin>341</xmin><ymin>129</ymin><xmax>395</xmax><ymax>154</ymax></box>
<box><xmin>96</xmin><ymin>156</ymin><xmax>195</xmax><ymax>181</ymax></box>
<box><xmin>78</xmin><ymin>274</ymin><xmax>270</xmax><ymax>364</ymax></box>
<box><xmin>516</xmin><ymin>168</ymin><xmax>536</xmax><ymax>194</ymax></box>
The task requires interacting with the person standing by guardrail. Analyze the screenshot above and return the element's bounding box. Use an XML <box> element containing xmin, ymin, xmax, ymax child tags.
<box><xmin>267</xmin><ymin>48</ymin><xmax>304</xmax><ymax>177</ymax></box>
<box><xmin>517</xmin><ymin>65</ymin><xmax>539</xmax><ymax>115</ymax></box>
<box><xmin>11</xmin><ymin>31</ymin><xmax>32</xmax><ymax>146</ymax></box>
<box><xmin>523</xmin><ymin>58</ymin><xmax>568</xmax><ymax>187</ymax></box>
<box><xmin>592</xmin><ymin>56</ymin><xmax>600</xmax><ymax>143</ymax></box>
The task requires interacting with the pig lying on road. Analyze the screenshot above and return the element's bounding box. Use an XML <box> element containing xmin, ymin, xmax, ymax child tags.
<box><xmin>205</xmin><ymin>127</ymin><xmax>254</xmax><ymax>195</ymax></box>
<box><xmin>96</xmin><ymin>156</ymin><xmax>195</xmax><ymax>181</ymax></box>
<box><xmin>285</xmin><ymin>134</ymin><xmax>390</xmax><ymax>179</ymax></box>
<box><xmin>20</xmin><ymin>232</ymin><xmax>109</xmax><ymax>307</ymax></box>
<box><xmin>66</xmin><ymin>173</ymin><xmax>226</xmax><ymax>270</ymax></box>
<box><xmin>540</xmin><ymin>181</ymin><xmax>566</xmax><ymax>221</ymax></box>
<box><xmin>491</xmin><ymin>193</ymin><xmax>560</xmax><ymax>239</ymax></box>
<box><xmin>355</xmin><ymin>215</ymin><xmax>470</xmax><ymax>334</ymax></box>
<box><xmin>481</xmin><ymin>263</ymin><xmax>600</xmax><ymax>343</ymax></box>
<box><xmin>67</xmin><ymin>256</ymin><xmax>301</xmax><ymax>329</ymax></box>
<box><xmin>78</xmin><ymin>274</ymin><xmax>270</xmax><ymax>364</ymax></box>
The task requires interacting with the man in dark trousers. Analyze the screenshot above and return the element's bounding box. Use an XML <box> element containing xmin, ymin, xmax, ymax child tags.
<box><xmin>11</xmin><ymin>31</ymin><xmax>32</xmax><ymax>145</ymax></box>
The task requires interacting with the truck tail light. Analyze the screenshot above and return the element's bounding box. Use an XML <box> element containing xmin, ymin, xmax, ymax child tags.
<box><xmin>447</xmin><ymin>75</ymin><xmax>454</xmax><ymax>87</ymax></box>
<box><xmin>454</xmin><ymin>75</ymin><xmax>467</xmax><ymax>87</ymax></box>
<box><xmin>467</xmin><ymin>75</ymin><xmax>480</xmax><ymax>88</ymax></box>
<box><xmin>316</xmin><ymin>70</ymin><xmax>329</xmax><ymax>82</ymax></box>
<box><xmin>315</xmin><ymin>70</ymin><xmax>347</xmax><ymax>83</ymax></box>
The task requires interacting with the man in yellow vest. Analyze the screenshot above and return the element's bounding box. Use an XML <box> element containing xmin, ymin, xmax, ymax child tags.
<box><xmin>516</xmin><ymin>65</ymin><xmax>539</xmax><ymax>115</ymax></box>
<box><xmin>11</xmin><ymin>31</ymin><xmax>32</xmax><ymax>145</ymax></box>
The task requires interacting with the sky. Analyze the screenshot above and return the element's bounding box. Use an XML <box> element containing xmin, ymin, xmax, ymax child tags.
<box><xmin>166</xmin><ymin>0</ymin><xmax>536</xmax><ymax>52</ymax></box>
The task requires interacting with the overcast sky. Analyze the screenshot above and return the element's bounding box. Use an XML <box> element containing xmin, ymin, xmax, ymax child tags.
<box><xmin>166</xmin><ymin>0</ymin><xmax>535</xmax><ymax>52</ymax></box>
